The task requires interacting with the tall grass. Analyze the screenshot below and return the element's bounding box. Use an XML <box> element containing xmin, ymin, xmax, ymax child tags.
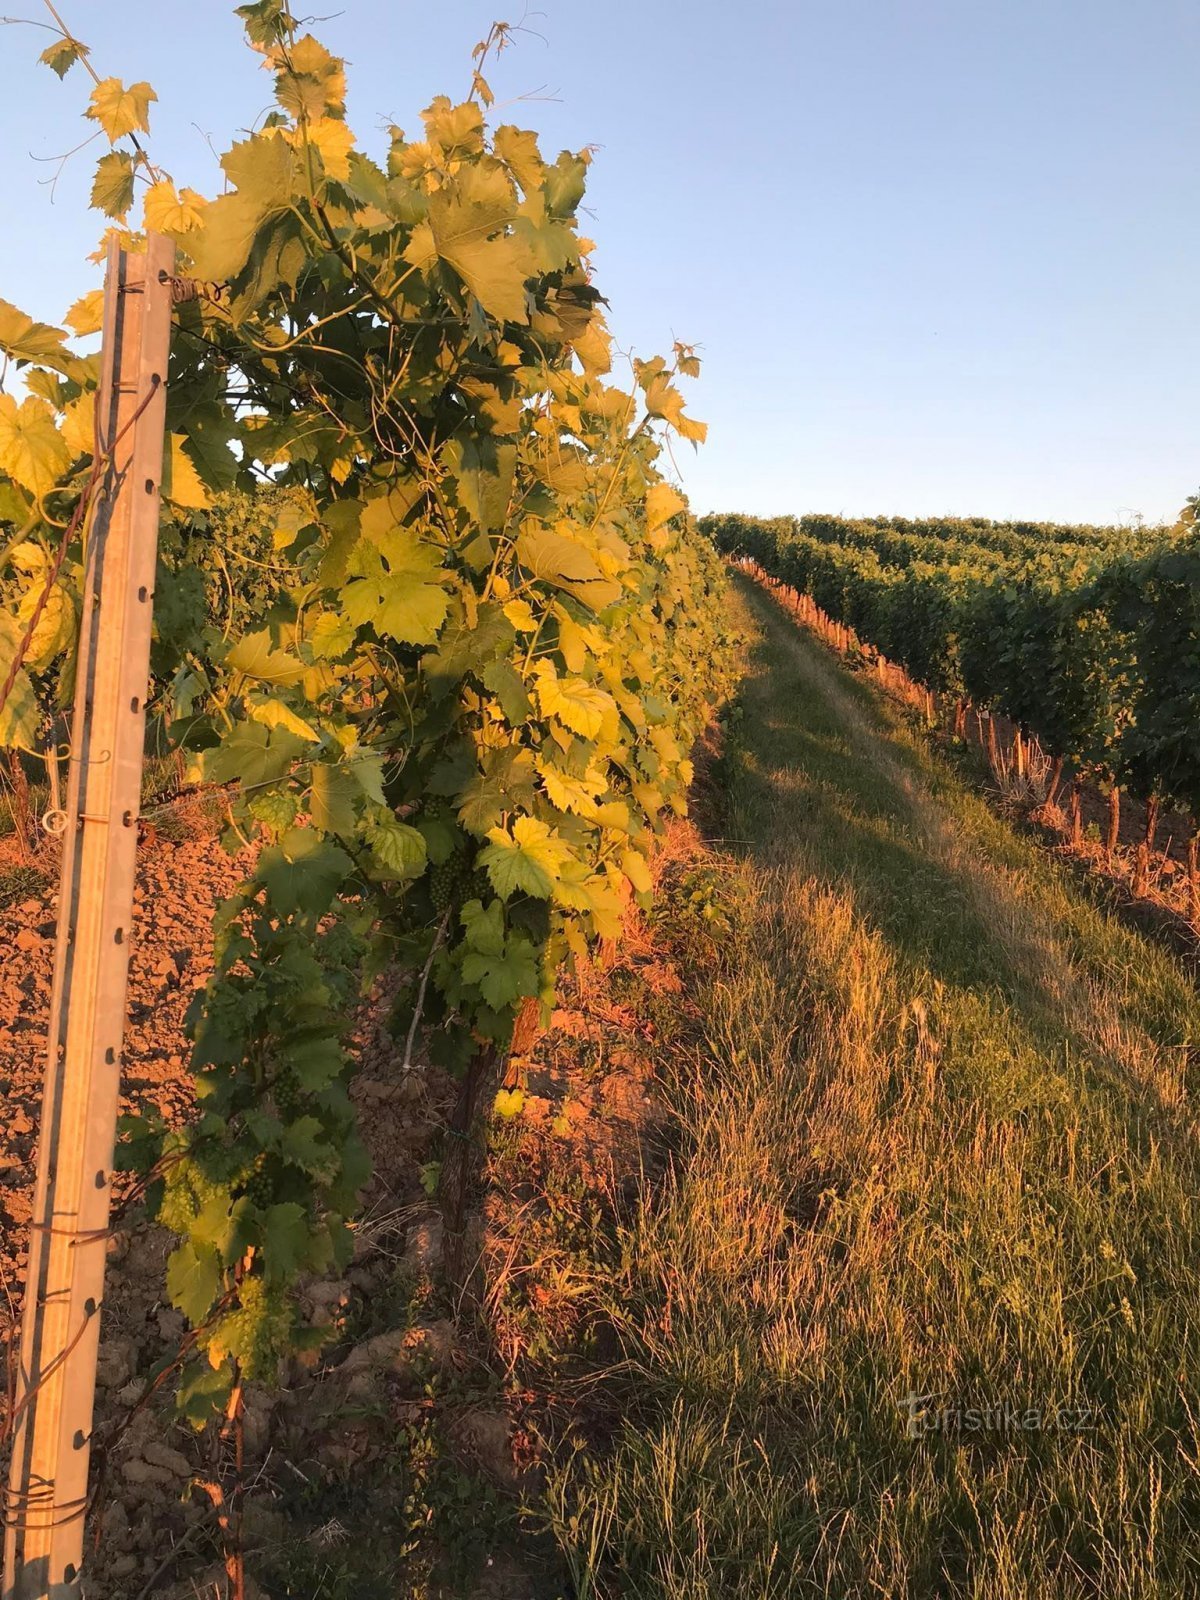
<box><xmin>541</xmin><ymin>578</ymin><xmax>1200</xmax><ymax>1598</ymax></box>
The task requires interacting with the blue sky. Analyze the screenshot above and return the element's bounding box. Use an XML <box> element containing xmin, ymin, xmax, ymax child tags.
<box><xmin>2</xmin><ymin>0</ymin><xmax>1197</xmax><ymax>524</ymax></box>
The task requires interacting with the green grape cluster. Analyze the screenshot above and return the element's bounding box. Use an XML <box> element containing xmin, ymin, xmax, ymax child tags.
<box><xmin>429</xmin><ymin>859</ymin><xmax>459</xmax><ymax>912</ymax></box>
<box><xmin>158</xmin><ymin>1154</ymin><xmax>230</xmax><ymax>1233</ymax></box>
<box><xmin>273</xmin><ymin>1069</ymin><xmax>300</xmax><ymax>1116</ymax></box>
<box><xmin>210</xmin><ymin>1275</ymin><xmax>293</xmax><ymax>1380</ymax></box>
<box><xmin>243</xmin><ymin>1155</ymin><xmax>274</xmax><ymax>1208</ymax></box>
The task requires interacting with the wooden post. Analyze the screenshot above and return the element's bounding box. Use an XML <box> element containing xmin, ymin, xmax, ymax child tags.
<box><xmin>4</xmin><ymin>235</ymin><xmax>173</xmax><ymax>1600</ymax></box>
<box><xmin>1106</xmin><ymin>785</ymin><xmax>1121</xmax><ymax>857</ymax></box>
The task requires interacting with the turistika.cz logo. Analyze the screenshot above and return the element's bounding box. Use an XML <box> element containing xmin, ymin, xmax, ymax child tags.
<box><xmin>901</xmin><ymin>1392</ymin><xmax>1099</xmax><ymax>1439</ymax></box>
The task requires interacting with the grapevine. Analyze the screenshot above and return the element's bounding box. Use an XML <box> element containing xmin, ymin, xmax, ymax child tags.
<box><xmin>0</xmin><ymin>1</ymin><xmax>740</xmax><ymax>1423</ymax></box>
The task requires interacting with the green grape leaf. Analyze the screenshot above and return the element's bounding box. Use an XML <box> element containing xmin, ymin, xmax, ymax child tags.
<box><xmin>367</xmin><ymin>817</ymin><xmax>427</xmax><ymax>877</ymax></box>
<box><xmin>166</xmin><ymin>1240</ymin><xmax>223</xmax><ymax>1324</ymax></box>
<box><xmin>309</xmin><ymin>762</ymin><xmax>358</xmax><ymax>836</ymax></box>
<box><xmin>461</xmin><ymin>928</ymin><xmax>539</xmax><ymax>1009</ymax></box>
<box><xmin>423</xmin><ymin>602</ymin><xmax>515</xmax><ymax>696</ymax></box>
<box><xmin>261</xmin><ymin>1202</ymin><xmax>310</xmax><ymax>1284</ymax></box>
<box><xmin>457</xmin><ymin>745</ymin><xmax>536</xmax><ymax>836</ymax></box>
<box><xmin>203</xmin><ymin>722</ymin><xmax>306</xmax><ymax>788</ymax></box>
<box><xmin>259</xmin><ymin>828</ymin><xmax>353</xmax><ymax>914</ymax></box>
<box><xmin>280</xmin><ymin>1115</ymin><xmax>338</xmax><ymax>1179</ymax></box>
<box><xmin>482</xmin><ymin>659</ymin><xmax>531</xmax><ymax>723</ymax></box>
<box><xmin>288</xmin><ymin>1031</ymin><xmax>344</xmax><ymax>1091</ymax></box>
<box><xmin>177</xmin><ymin>1357</ymin><xmax>235</xmax><ymax>1429</ymax></box>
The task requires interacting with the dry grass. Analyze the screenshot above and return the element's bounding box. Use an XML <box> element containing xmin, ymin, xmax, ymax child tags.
<box><xmin>536</xmin><ymin>578</ymin><xmax>1200</xmax><ymax>1598</ymax></box>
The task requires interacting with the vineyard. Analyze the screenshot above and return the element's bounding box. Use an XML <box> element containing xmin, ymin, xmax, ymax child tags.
<box><xmin>704</xmin><ymin>509</ymin><xmax>1200</xmax><ymax>874</ymax></box>
<box><xmin>3</xmin><ymin>3</ymin><xmax>1200</xmax><ymax>1599</ymax></box>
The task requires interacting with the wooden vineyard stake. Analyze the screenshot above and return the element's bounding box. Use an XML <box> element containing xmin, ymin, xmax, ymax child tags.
<box><xmin>4</xmin><ymin>234</ymin><xmax>174</xmax><ymax>1600</ymax></box>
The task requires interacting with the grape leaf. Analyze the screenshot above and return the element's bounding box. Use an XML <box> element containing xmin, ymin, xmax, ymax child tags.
<box><xmin>261</xmin><ymin>1202</ymin><xmax>310</xmax><ymax>1283</ymax></box>
<box><xmin>166</xmin><ymin>1240</ymin><xmax>222</xmax><ymax>1324</ymax></box>
<box><xmin>40</xmin><ymin>36</ymin><xmax>89</xmax><ymax>78</ymax></box>
<box><xmin>89</xmin><ymin>151</ymin><xmax>136</xmax><ymax>218</ymax></box>
<box><xmin>86</xmin><ymin>77</ymin><xmax>156</xmax><ymax>141</ymax></box>
<box><xmin>534</xmin><ymin>668</ymin><xmax>617</xmax><ymax>740</ymax></box>
<box><xmin>481</xmin><ymin>815</ymin><xmax>571</xmax><ymax>899</ymax></box>
<box><xmin>163</xmin><ymin>434</ymin><xmax>212</xmax><ymax>509</ymax></box>
<box><xmin>0</xmin><ymin>394</ymin><xmax>71</xmax><ymax>499</ymax></box>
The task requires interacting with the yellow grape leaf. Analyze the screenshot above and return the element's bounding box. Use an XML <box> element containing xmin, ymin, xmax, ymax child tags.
<box><xmin>645</xmin><ymin>482</ymin><xmax>687</xmax><ymax>534</ymax></box>
<box><xmin>493</xmin><ymin>124</ymin><xmax>544</xmax><ymax>194</ymax></box>
<box><xmin>481</xmin><ymin>815</ymin><xmax>571</xmax><ymax>900</ymax></box>
<box><xmin>298</xmin><ymin>118</ymin><xmax>355</xmax><ymax>182</ymax></box>
<box><xmin>7</xmin><ymin>541</ymin><xmax>46</xmax><ymax>574</ymax></box>
<box><xmin>553</xmin><ymin>858</ymin><xmax>624</xmax><ymax>937</ymax></box>
<box><xmin>64</xmin><ymin>289</ymin><xmax>104</xmax><ymax>336</ymax></box>
<box><xmin>0</xmin><ymin>394</ymin><xmax>71</xmax><ymax>499</ymax></box>
<box><xmin>502</xmin><ymin>598</ymin><xmax>538</xmax><ymax>632</ymax></box>
<box><xmin>143</xmin><ymin>179</ymin><xmax>207</xmax><ymax>236</ymax></box>
<box><xmin>248</xmin><ymin>697</ymin><xmax>321</xmax><ymax>743</ymax></box>
<box><xmin>0</xmin><ymin>615</ymin><xmax>38</xmax><ymax>750</ymax></box>
<box><xmin>60</xmin><ymin>395</ymin><xmax>95</xmax><ymax>459</ymax></box>
<box><xmin>533</xmin><ymin>665</ymin><xmax>617</xmax><ymax>740</ymax></box>
<box><xmin>0</xmin><ymin>298</ymin><xmax>71</xmax><ymax>367</ymax></box>
<box><xmin>16</xmin><ymin>579</ymin><xmax>74</xmax><ymax>670</ymax></box>
<box><xmin>620</xmin><ymin>848</ymin><xmax>653</xmax><ymax>896</ymax></box>
<box><xmin>90</xmin><ymin>152</ymin><xmax>136</xmax><ymax>218</ymax></box>
<box><xmin>162</xmin><ymin>435</ymin><xmax>211</xmax><ymax>509</ymax></box>
<box><xmin>572</xmin><ymin>315</ymin><xmax>610</xmax><ymax>374</ymax></box>
<box><xmin>493</xmin><ymin>1088</ymin><xmax>525</xmax><ymax>1120</ymax></box>
<box><xmin>537</xmin><ymin>753</ymin><xmax>606</xmax><ymax>817</ymax></box>
<box><xmin>272</xmin><ymin>34</ymin><xmax>346</xmax><ymax>120</ymax></box>
<box><xmin>225</xmin><ymin>629</ymin><xmax>307</xmax><ymax>688</ymax></box>
<box><xmin>643</xmin><ymin>374</ymin><xmax>707</xmax><ymax>443</ymax></box>
<box><xmin>86</xmin><ymin>77</ymin><xmax>156</xmax><ymax>142</ymax></box>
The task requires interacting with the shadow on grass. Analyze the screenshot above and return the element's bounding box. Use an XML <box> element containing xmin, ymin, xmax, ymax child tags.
<box><xmin>726</xmin><ymin>577</ymin><xmax>1200</xmax><ymax>1147</ymax></box>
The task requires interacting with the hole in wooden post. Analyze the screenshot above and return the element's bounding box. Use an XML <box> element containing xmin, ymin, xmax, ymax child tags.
<box><xmin>94</xmin><ymin>1171</ymin><xmax>106</xmax><ymax>1189</ymax></box>
<box><xmin>131</xmin><ymin>696</ymin><xmax>140</xmax><ymax>713</ymax></box>
<box><xmin>105</xmin><ymin>1048</ymin><xmax>115</xmax><ymax>1064</ymax></box>
<box><xmin>84</xmin><ymin>1298</ymin><xmax>96</xmax><ymax>1315</ymax></box>
<box><xmin>114</xmin><ymin>927</ymin><xmax>124</xmax><ymax>945</ymax></box>
<box><xmin>122</xmin><ymin>809</ymin><xmax>134</xmax><ymax>827</ymax></box>
<box><xmin>73</xmin><ymin>1430</ymin><xmax>86</xmax><ymax>1450</ymax></box>
<box><xmin>138</xmin><ymin>585</ymin><xmax>148</xmax><ymax>602</ymax></box>
<box><xmin>144</xmin><ymin>478</ymin><xmax>155</xmax><ymax>495</ymax></box>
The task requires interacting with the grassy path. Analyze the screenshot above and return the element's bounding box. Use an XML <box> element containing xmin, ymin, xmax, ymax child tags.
<box><xmin>544</xmin><ymin>576</ymin><xmax>1200</xmax><ymax>1599</ymax></box>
